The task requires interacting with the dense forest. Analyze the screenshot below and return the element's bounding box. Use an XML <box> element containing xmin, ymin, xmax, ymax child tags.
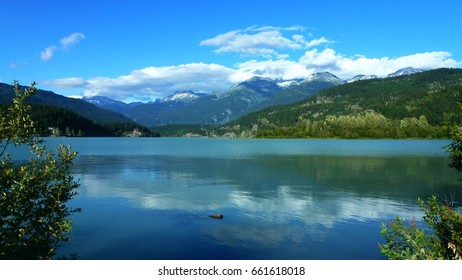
<box><xmin>0</xmin><ymin>103</ymin><xmax>159</xmax><ymax>137</ymax></box>
<box><xmin>219</xmin><ymin>68</ymin><xmax>462</xmax><ymax>139</ymax></box>
<box><xmin>255</xmin><ymin>112</ymin><xmax>450</xmax><ymax>139</ymax></box>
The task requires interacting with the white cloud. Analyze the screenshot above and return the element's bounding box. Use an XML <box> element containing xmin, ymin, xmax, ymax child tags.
<box><xmin>298</xmin><ymin>48</ymin><xmax>461</xmax><ymax>78</ymax></box>
<box><xmin>229</xmin><ymin>59</ymin><xmax>312</xmax><ymax>83</ymax></box>
<box><xmin>200</xmin><ymin>26</ymin><xmax>307</xmax><ymax>56</ymax></box>
<box><xmin>40</xmin><ymin>32</ymin><xmax>85</xmax><ymax>61</ymax></box>
<box><xmin>41</xmin><ymin>46</ymin><xmax>57</xmax><ymax>61</ymax></box>
<box><xmin>200</xmin><ymin>26</ymin><xmax>333</xmax><ymax>60</ymax></box>
<box><xmin>41</xmin><ymin>26</ymin><xmax>461</xmax><ymax>102</ymax></box>
<box><xmin>44</xmin><ymin>50</ymin><xmax>461</xmax><ymax>102</ymax></box>
<box><xmin>299</xmin><ymin>48</ymin><xmax>340</xmax><ymax>69</ymax></box>
<box><xmin>44</xmin><ymin>63</ymin><xmax>236</xmax><ymax>102</ymax></box>
<box><xmin>291</xmin><ymin>35</ymin><xmax>332</xmax><ymax>49</ymax></box>
<box><xmin>60</xmin><ymin>33</ymin><xmax>85</xmax><ymax>50</ymax></box>
<box><xmin>305</xmin><ymin>37</ymin><xmax>332</xmax><ymax>48</ymax></box>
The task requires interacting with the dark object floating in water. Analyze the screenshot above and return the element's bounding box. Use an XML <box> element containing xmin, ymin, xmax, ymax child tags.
<box><xmin>208</xmin><ymin>214</ymin><xmax>223</xmax><ymax>219</ymax></box>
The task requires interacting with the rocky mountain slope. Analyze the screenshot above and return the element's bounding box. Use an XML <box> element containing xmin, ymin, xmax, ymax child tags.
<box><xmin>85</xmin><ymin>72</ymin><xmax>346</xmax><ymax>126</ymax></box>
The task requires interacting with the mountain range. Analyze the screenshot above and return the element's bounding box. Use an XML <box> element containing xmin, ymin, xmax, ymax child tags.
<box><xmin>0</xmin><ymin>67</ymin><xmax>443</xmax><ymax>134</ymax></box>
<box><xmin>211</xmin><ymin>67</ymin><xmax>462</xmax><ymax>138</ymax></box>
<box><xmin>82</xmin><ymin>67</ymin><xmax>429</xmax><ymax>127</ymax></box>
<box><xmin>88</xmin><ymin>70</ymin><xmax>409</xmax><ymax>127</ymax></box>
<box><xmin>81</xmin><ymin>71</ymin><xmax>346</xmax><ymax>126</ymax></box>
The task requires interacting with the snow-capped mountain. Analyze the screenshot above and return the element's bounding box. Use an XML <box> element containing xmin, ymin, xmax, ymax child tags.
<box><xmin>114</xmin><ymin>72</ymin><xmax>344</xmax><ymax>126</ymax></box>
<box><xmin>274</xmin><ymin>72</ymin><xmax>344</xmax><ymax>88</ymax></box>
<box><xmin>347</xmin><ymin>74</ymin><xmax>379</xmax><ymax>83</ymax></box>
<box><xmin>304</xmin><ymin>72</ymin><xmax>344</xmax><ymax>85</ymax></box>
<box><xmin>161</xmin><ymin>91</ymin><xmax>206</xmax><ymax>103</ymax></box>
<box><xmin>83</xmin><ymin>91</ymin><xmax>207</xmax><ymax>113</ymax></box>
<box><xmin>83</xmin><ymin>95</ymin><xmax>133</xmax><ymax>113</ymax></box>
<box><xmin>223</xmin><ymin>76</ymin><xmax>283</xmax><ymax>106</ymax></box>
<box><xmin>276</xmin><ymin>78</ymin><xmax>304</xmax><ymax>88</ymax></box>
<box><xmin>230</xmin><ymin>76</ymin><xmax>281</xmax><ymax>95</ymax></box>
<box><xmin>387</xmin><ymin>67</ymin><xmax>424</xmax><ymax>77</ymax></box>
<box><xmin>83</xmin><ymin>95</ymin><xmax>124</xmax><ymax>107</ymax></box>
<box><xmin>82</xmin><ymin>68</ymin><xmax>435</xmax><ymax>126</ymax></box>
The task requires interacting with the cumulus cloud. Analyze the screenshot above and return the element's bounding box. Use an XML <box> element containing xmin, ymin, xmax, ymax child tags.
<box><xmin>299</xmin><ymin>48</ymin><xmax>340</xmax><ymax>70</ymax></box>
<box><xmin>44</xmin><ymin>63</ymin><xmax>236</xmax><ymax>102</ymax></box>
<box><xmin>298</xmin><ymin>48</ymin><xmax>461</xmax><ymax>78</ymax></box>
<box><xmin>200</xmin><ymin>26</ymin><xmax>315</xmax><ymax>57</ymax></box>
<box><xmin>44</xmin><ymin>50</ymin><xmax>461</xmax><ymax>102</ymax></box>
<box><xmin>42</xmin><ymin>26</ymin><xmax>461</xmax><ymax>102</ymax></box>
<box><xmin>229</xmin><ymin>59</ymin><xmax>312</xmax><ymax>83</ymax></box>
<box><xmin>230</xmin><ymin>49</ymin><xmax>460</xmax><ymax>82</ymax></box>
<box><xmin>40</xmin><ymin>32</ymin><xmax>85</xmax><ymax>61</ymax></box>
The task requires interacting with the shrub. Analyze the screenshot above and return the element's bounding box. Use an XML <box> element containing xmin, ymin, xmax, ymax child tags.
<box><xmin>0</xmin><ymin>81</ymin><xmax>80</xmax><ymax>259</ymax></box>
<box><xmin>379</xmin><ymin>196</ymin><xmax>462</xmax><ymax>260</ymax></box>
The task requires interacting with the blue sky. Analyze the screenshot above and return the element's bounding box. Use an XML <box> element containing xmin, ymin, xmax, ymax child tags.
<box><xmin>1</xmin><ymin>0</ymin><xmax>461</xmax><ymax>102</ymax></box>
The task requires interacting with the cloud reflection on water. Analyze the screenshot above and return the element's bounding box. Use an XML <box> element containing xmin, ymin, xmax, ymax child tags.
<box><xmin>71</xmin><ymin>154</ymin><xmax>457</xmax><ymax>235</ymax></box>
<box><xmin>61</xmin><ymin>142</ymin><xmax>462</xmax><ymax>259</ymax></box>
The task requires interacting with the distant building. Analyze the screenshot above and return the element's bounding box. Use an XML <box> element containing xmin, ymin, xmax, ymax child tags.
<box><xmin>48</xmin><ymin>127</ymin><xmax>60</xmax><ymax>136</ymax></box>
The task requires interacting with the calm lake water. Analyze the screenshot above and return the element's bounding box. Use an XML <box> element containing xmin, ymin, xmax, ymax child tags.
<box><xmin>41</xmin><ymin>138</ymin><xmax>461</xmax><ymax>260</ymax></box>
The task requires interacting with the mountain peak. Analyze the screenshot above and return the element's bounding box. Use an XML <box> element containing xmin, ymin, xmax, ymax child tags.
<box><xmin>83</xmin><ymin>95</ymin><xmax>127</xmax><ymax>106</ymax></box>
<box><xmin>387</xmin><ymin>67</ymin><xmax>424</xmax><ymax>78</ymax></box>
<box><xmin>347</xmin><ymin>74</ymin><xmax>379</xmax><ymax>83</ymax></box>
<box><xmin>246</xmin><ymin>76</ymin><xmax>274</xmax><ymax>82</ymax></box>
<box><xmin>232</xmin><ymin>76</ymin><xmax>281</xmax><ymax>92</ymax></box>
<box><xmin>276</xmin><ymin>78</ymin><xmax>304</xmax><ymax>88</ymax></box>
<box><xmin>161</xmin><ymin>91</ymin><xmax>205</xmax><ymax>103</ymax></box>
<box><xmin>304</xmin><ymin>72</ymin><xmax>344</xmax><ymax>85</ymax></box>
<box><xmin>83</xmin><ymin>95</ymin><xmax>133</xmax><ymax>113</ymax></box>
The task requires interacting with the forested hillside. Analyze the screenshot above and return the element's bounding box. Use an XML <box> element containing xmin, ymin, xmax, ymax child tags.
<box><xmin>117</xmin><ymin>73</ymin><xmax>342</xmax><ymax>126</ymax></box>
<box><xmin>157</xmin><ymin>68</ymin><xmax>462</xmax><ymax>138</ymax></box>
<box><xmin>0</xmin><ymin>82</ymin><xmax>158</xmax><ymax>137</ymax></box>
<box><xmin>248</xmin><ymin>68</ymin><xmax>462</xmax><ymax>138</ymax></box>
<box><xmin>0</xmin><ymin>103</ymin><xmax>158</xmax><ymax>137</ymax></box>
<box><xmin>0</xmin><ymin>82</ymin><xmax>134</xmax><ymax>124</ymax></box>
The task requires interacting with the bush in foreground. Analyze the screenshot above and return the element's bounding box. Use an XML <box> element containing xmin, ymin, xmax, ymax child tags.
<box><xmin>0</xmin><ymin>81</ymin><xmax>80</xmax><ymax>259</ymax></box>
<box><xmin>380</xmin><ymin>104</ymin><xmax>462</xmax><ymax>260</ymax></box>
<box><xmin>379</xmin><ymin>196</ymin><xmax>462</xmax><ymax>260</ymax></box>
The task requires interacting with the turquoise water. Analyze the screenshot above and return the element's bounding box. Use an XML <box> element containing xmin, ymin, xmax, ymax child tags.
<box><xmin>42</xmin><ymin>138</ymin><xmax>461</xmax><ymax>259</ymax></box>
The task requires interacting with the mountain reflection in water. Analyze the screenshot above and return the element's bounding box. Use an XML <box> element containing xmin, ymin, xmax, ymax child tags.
<box><xmin>57</xmin><ymin>141</ymin><xmax>461</xmax><ymax>259</ymax></box>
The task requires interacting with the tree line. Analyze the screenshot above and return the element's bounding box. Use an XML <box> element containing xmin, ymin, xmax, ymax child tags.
<box><xmin>0</xmin><ymin>103</ymin><xmax>159</xmax><ymax>137</ymax></box>
<box><xmin>256</xmin><ymin>112</ymin><xmax>450</xmax><ymax>139</ymax></box>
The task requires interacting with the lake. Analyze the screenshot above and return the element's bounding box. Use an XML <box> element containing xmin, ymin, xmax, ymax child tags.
<box><xmin>42</xmin><ymin>138</ymin><xmax>461</xmax><ymax>260</ymax></box>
